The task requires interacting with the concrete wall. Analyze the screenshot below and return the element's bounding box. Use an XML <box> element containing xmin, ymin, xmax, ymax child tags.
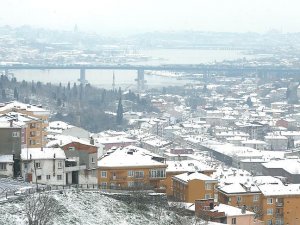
<box><xmin>0</xmin><ymin>127</ymin><xmax>22</xmax><ymax>157</ymax></box>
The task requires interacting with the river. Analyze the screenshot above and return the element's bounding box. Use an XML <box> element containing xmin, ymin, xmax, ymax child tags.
<box><xmin>11</xmin><ymin>49</ymin><xmax>259</xmax><ymax>89</ymax></box>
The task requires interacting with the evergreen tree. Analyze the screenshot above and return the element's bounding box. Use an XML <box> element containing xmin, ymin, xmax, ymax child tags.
<box><xmin>116</xmin><ymin>97</ymin><xmax>124</xmax><ymax>125</ymax></box>
<box><xmin>246</xmin><ymin>97</ymin><xmax>253</xmax><ymax>108</ymax></box>
<box><xmin>1</xmin><ymin>89</ymin><xmax>6</xmax><ymax>100</ymax></box>
<box><xmin>14</xmin><ymin>87</ymin><xmax>19</xmax><ymax>100</ymax></box>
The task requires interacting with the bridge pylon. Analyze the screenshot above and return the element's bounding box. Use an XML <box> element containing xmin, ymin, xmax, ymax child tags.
<box><xmin>136</xmin><ymin>69</ymin><xmax>146</xmax><ymax>91</ymax></box>
<box><xmin>78</xmin><ymin>68</ymin><xmax>88</xmax><ymax>84</ymax></box>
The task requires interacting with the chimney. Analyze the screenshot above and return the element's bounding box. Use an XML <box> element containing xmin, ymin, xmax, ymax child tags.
<box><xmin>241</xmin><ymin>205</ymin><xmax>246</xmax><ymax>214</ymax></box>
<box><xmin>9</xmin><ymin>120</ymin><xmax>13</xmax><ymax>127</ymax></box>
<box><xmin>90</xmin><ymin>137</ymin><xmax>95</xmax><ymax>145</ymax></box>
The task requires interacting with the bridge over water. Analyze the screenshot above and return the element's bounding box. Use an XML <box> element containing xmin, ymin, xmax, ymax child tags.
<box><xmin>1</xmin><ymin>64</ymin><xmax>299</xmax><ymax>90</ymax></box>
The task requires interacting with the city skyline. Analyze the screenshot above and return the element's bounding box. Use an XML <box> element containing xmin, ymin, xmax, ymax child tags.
<box><xmin>1</xmin><ymin>0</ymin><xmax>300</xmax><ymax>35</ymax></box>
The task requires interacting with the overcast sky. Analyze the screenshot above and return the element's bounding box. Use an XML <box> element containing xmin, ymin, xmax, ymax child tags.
<box><xmin>1</xmin><ymin>0</ymin><xmax>300</xmax><ymax>34</ymax></box>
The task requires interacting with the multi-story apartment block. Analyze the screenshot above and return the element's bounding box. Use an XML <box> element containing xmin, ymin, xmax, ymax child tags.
<box><xmin>172</xmin><ymin>171</ymin><xmax>218</xmax><ymax>203</ymax></box>
<box><xmin>97</xmin><ymin>145</ymin><xmax>167</xmax><ymax>190</ymax></box>
<box><xmin>0</xmin><ymin>101</ymin><xmax>50</xmax><ymax>147</ymax></box>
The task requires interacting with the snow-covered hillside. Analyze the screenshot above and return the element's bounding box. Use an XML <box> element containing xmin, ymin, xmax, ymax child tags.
<box><xmin>0</xmin><ymin>190</ymin><xmax>202</xmax><ymax>225</ymax></box>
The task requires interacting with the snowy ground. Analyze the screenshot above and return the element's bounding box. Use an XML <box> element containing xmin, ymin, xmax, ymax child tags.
<box><xmin>0</xmin><ymin>190</ymin><xmax>206</xmax><ymax>225</ymax></box>
<box><xmin>0</xmin><ymin>178</ymin><xmax>35</xmax><ymax>198</ymax></box>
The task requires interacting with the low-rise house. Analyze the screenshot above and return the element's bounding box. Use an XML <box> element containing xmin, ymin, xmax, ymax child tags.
<box><xmin>195</xmin><ymin>199</ymin><xmax>262</xmax><ymax>225</ymax></box>
<box><xmin>172</xmin><ymin>171</ymin><xmax>218</xmax><ymax>203</ymax></box>
<box><xmin>20</xmin><ymin>147</ymin><xmax>66</xmax><ymax>185</ymax></box>
<box><xmin>97</xmin><ymin>145</ymin><xmax>167</xmax><ymax>190</ymax></box>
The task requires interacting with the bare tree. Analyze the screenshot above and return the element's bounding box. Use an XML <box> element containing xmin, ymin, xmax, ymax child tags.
<box><xmin>24</xmin><ymin>193</ymin><xmax>62</xmax><ymax>225</ymax></box>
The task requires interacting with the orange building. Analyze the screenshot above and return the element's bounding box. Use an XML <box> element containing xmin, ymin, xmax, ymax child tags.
<box><xmin>172</xmin><ymin>171</ymin><xmax>218</xmax><ymax>203</ymax></box>
<box><xmin>161</xmin><ymin>160</ymin><xmax>215</xmax><ymax>196</ymax></box>
<box><xmin>218</xmin><ymin>181</ymin><xmax>300</xmax><ymax>225</ymax></box>
<box><xmin>217</xmin><ymin>182</ymin><xmax>262</xmax><ymax>215</ymax></box>
<box><xmin>0</xmin><ymin>101</ymin><xmax>50</xmax><ymax>147</ymax></box>
<box><xmin>259</xmin><ymin>184</ymin><xmax>300</xmax><ymax>225</ymax></box>
<box><xmin>97</xmin><ymin>145</ymin><xmax>167</xmax><ymax>190</ymax></box>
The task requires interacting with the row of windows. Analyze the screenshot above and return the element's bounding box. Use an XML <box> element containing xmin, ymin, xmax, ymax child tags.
<box><xmin>34</xmin><ymin>161</ymin><xmax>63</xmax><ymax>169</ymax></box>
<box><xmin>228</xmin><ymin>195</ymin><xmax>260</xmax><ymax>203</ymax></box>
<box><xmin>150</xmin><ymin>169</ymin><xmax>166</xmax><ymax>178</ymax></box>
<box><xmin>101</xmin><ymin>170</ymin><xmax>166</xmax><ymax>179</ymax></box>
<box><xmin>37</xmin><ymin>174</ymin><xmax>62</xmax><ymax>180</ymax></box>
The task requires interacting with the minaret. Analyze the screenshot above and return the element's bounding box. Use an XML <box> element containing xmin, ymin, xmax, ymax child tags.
<box><xmin>112</xmin><ymin>71</ymin><xmax>116</xmax><ymax>91</ymax></box>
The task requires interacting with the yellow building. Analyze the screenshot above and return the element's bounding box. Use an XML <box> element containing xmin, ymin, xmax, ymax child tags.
<box><xmin>97</xmin><ymin>145</ymin><xmax>167</xmax><ymax>190</ymax></box>
<box><xmin>172</xmin><ymin>171</ymin><xmax>218</xmax><ymax>203</ymax></box>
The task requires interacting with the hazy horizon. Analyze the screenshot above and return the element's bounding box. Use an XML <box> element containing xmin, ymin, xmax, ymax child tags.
<box><xmin>1</xmin><ymin>0</ymin><xmax>299</xmax><ymax>35</ymax></box>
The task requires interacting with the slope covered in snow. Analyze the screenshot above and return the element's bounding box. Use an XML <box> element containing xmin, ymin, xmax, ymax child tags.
<box><xmin>0</xmin><ymin>190</ymin><xmax>203</xmax><ymax>225</ymax></box>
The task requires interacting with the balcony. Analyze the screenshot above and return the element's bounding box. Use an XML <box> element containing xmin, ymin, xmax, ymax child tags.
<box><xmin>275</xmin><ymin>213</ymin><xmax>284</xmax><ymax>218</ymax></box>
<box><xmin>110</xmin><ymin>176</ymin><xmax>127</xmax><ymax>182</ymax></box>
<box><xmin>65</xmin><ymin>165</ymin><xmax>86</xmax><ymax>172</ymax></box>
<box><xmin>276</xmin><ymin>202</ymin><xmax>284</xmax><ymax>207</ymax></box>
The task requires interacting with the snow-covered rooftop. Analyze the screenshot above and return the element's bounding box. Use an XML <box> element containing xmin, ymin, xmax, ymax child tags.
<box><xmin>173</xmin><ymin>171</ymin><xmax>217</xmax><ymax>183</ymax></box>
<box><xmin>21</xmin><ymin>148</ymin><xmax>66</xmax><ymax>160</ymax></box>
<box><xmin>98</xmin><ymin>145</ymin><xmax>166</xmax><ymax>168</ymax></box>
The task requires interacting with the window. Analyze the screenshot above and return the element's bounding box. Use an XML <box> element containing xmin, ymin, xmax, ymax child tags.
<box><xmin>30</xmin><ymin>123</ymin><xmax>36</xmax><ymax>128</ymax></box>
<box><xmin>0</xmin><ymin>163</ymin><xmax>7</xmax><ymax>170</ymax></box>
<box><xmin>128</xmin><ymin>181</ymin><xmax>134</xmax><ymax>187</ymax></box>
<box><xmin>100</xmin><ymin>182</ymin><xmax>107</xmax><ymax>187</ymax></box>
<box><xmin>150</xmin><ymin>169</ymin><xmax>166</xmax><ymax>178</ymax></box>
<box><xmin>267</xmin><ymin>220</ymin><xmax>273</xmax><ymax>225</ymax></box>
<box><xmin>135</xmin><ymin>171</ymin><xmax>144</xmax><ymax>178</ymax></box>
<box><xmin>35</xmin><ymin>162</ymin><xmax>41</xmax><ymax>168</ymax></box>
<box><xmin>12</xmin><ymin>131</ymin><xmax>20</xmax><ymax>137</ymax></box>
<box><xmin>231</xmin><ymin>218</ymin><xmax>236</xmax><ymax>224</ymax></box>
<box><xmin>24</xmin><ymin>163</ymin><xmax>28</xmax><ymax>169</ymax></box>
<box><xmin>253</xmin><ymin>195</ymin><xmax>259</xmax><ymax>202</ymax></box>
<box><xmin>267</xmin><ymin>208</ymin><xmax>273</xmax><ymax>215</ymax></box>
<box><xmin>68</xmin><ymin>147</ymin><xmax>75</xmax><ymax>151</ymax></box>
<box><xmin>205</xmin><ymin>183</ymin><xmax>212</xmax><ymax>190</ymax></box>
<box><xmin>128</xmin><ymin>170</ymin><xmax>134</xmax><ymax>177</ymax></box>
<box><xmin>101</xmin><ymin>171</ymin><xmax>107</xmax><ymax>178</ymax></box>
<box><xmin>57</xmin><ymin>175</ymin><xmax>62</xmax><ymax>180</ymax></box>
<box><xmin>237</xmin><ymin>196</ymin><xmax>242</xmax><ymax>203</ymax></box>
<box><xmin>58</xmin><ymin>161</ymin><xmax>62</xmax><ymax>169</ymax></box>
<box><xmin>91</xmin><ymin>157</ymin><xmax>94</xmax><ymax>163</ymax></box>
<box><xmin>37</xmin><ymin>175</ymin><xmax>42</xmax><ymax>180</ymax></box>
<box><xmin>46</xmin><ymin>175</ymin><xmax>51</xmax><ymax>180</ymax></box>
<box><xmin>267</xmin><ymin>198</ymin><xmax>273</xmax><ymax>204</ymax></box>
<box><xmin>205</xmin><ymin>194</ymin><xmax>211</xmax><ymax>199</ymax></box>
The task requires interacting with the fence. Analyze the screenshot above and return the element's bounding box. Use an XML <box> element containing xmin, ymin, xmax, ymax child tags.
<box><xmin>1</xmin><ymin>183</ymin><xmax>159</xmax><ymax>203</ymax></box>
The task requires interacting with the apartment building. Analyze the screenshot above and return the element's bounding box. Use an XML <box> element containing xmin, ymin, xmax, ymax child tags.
<box><xmin>172</xmin><ymin>171</ymin><xmax>218</xmax><ymax>203</ymax></box>
<box><xmin>97</xmin><ymin>145</ymin><xmax>167</xmax><ymax>190</ymax></box>
<box><xmin>0</xmin><ymin>101</ymin><xmax>50</xmax><ymax>147</ymax></box>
